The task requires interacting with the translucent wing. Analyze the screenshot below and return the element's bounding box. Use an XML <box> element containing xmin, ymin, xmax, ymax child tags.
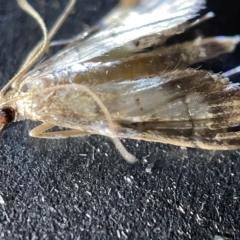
<box><xmin>25</xmin><ymin>69</ymin><xmax>235</xmax><ymax>133</ymax></box>
<box><xmin>100</xmin><ymin>0</ymin><xmax>205</xmax><ymax>51</ymax></box>
<box><xmin>26</xmin><ymin>0</ymin><xmax>205</xmax><ymax>76</ymax></box>
<box><xmin>23</xmin><ymin>68</ymin><xmax>240</xmax><ymax>150</ymax></box>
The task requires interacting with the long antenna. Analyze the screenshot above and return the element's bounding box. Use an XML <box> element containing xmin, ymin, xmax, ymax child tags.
<box><xmin>0</xmin><ymin>0</ymin><xmax>48</xmax><ymax>98</ymax></box>
<box><xmin>0</xmin><ymin>0</ymin><xmax>76</xmax><ymax>98</ymax></box>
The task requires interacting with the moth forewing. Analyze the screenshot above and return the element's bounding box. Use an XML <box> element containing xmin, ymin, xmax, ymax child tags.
<box><xmin>1</xmin><ymin>0</ymin><xmax>240</xmax><ymax>163</ymax></box>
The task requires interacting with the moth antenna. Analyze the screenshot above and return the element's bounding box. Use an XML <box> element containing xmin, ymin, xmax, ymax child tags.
<box><xmin>20</xmin><ymin>0</ymin><xmax>76</xmax><ymax>71</ymax></box>
<box><xmin>0</xmin><ymin>0</ymin><xmax>76</xmax><ymax>97</ymax></box>
<box><xmin>6</xmin><ymin>84</ymin><xmax>137</xmax><ymax>164</ymax></box>
<box><xmin>47</xmin><ymin>0</ymin><xmax>76</xmax><ymax>43</ymax></box>
<box><xmin>0</xmin><ymin>0</ymin><xmax>48</xmax><ymax>98</ymax></box>
<box><xmin>15</xmin><ymin>0</ymin><xmax>76</xmax><ymax>93</ymax></box>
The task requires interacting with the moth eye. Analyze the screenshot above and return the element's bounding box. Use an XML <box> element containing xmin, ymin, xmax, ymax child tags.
<box><xmin>0</xmin><ymin>107</ymin><xmax>15</xmax><ymax>125</ymax></box>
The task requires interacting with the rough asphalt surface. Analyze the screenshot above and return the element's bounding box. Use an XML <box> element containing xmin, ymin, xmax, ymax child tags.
<box><xmin>0</xmin><ymin>0</ymin><xmax>240</xmax><ymax>239</ymax></box>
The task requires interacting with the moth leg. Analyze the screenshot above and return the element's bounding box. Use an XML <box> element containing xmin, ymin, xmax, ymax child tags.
<box><xmin>148</xmin><ymin>35</ymin><xmax>240</xmax><ymax>71</ymax></box>
<box><xmin>49</xmin><ymin>25</ymin><xmax>103</xmax><ymax>47</ymax></box>
<box><xmin>181</xmin><ymin>12</ymin><xmax>214</xmax><ymax>32</ymax></box>
<box><xmin>117</xmin><ymin>36</ymin><xmax>240</xmax><ymax>76</ymax></box>
<box><xmin>48</xmin><ymin>39</ymin><xmax>75</xmax><ymax>47</ymax></box>
<box><xmin>29</xmin><ymin>123</ymin><xmax>89</xmax><ymax>139</ymax></box>
<box><xmin>30</xmin><ymin>123</ymin><xmax>137</xmax><ymax>164</ymax></box>
<box><xmin>173</xmin><ymin>36</ymin><xmax>240</xmax><ymax>66</ymax></box>
<box><xmin>223</xmin><ymin>66</ymin><xmax>240</xmax><ymax>77</ymax></box>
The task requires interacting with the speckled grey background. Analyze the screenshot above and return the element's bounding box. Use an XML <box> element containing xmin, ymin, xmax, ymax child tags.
<box><xmin>0</xmin><ymin>0</ymin><xmax>240</xmax><ymax>239</ymax></box>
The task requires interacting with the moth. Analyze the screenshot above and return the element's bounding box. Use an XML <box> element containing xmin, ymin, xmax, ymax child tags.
<box><xmin>1</xmin><ymin>0</ymin><xmax>240</xmax><ymax>163</ymax></box>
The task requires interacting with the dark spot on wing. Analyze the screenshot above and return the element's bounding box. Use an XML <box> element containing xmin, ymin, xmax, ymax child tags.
<box><xmin>135</xmin><ymin>97</ymin><xmax>140</xmax><ymax>106</ymax></box>
<box><xmin>134</xmin><ymin>40</ymin><xmax>140</xmax><ymax>47</ymax></box>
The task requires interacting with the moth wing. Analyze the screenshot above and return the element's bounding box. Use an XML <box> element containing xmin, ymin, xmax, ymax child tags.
<box><xmin>93</xmin><ymin>69</ymin><xmax>222</xmax><ymax>126</ymax></box>
<box><xmin>92</xmin><ymin>69</ymin><xmax>239</xmax><ymax>132</ymax></box>
<box><xmin>98</xmin><ymin>0</ymin><xmax>205</xmax><ymax>52</ymax></box>
<box><xmin>96</xmin><ymin>69</ymin><xmax>240</xmax><ymax>149</ymax></box>
<box><xmin>28</xmin><ymin>68</ymin><xmax>240</xmax><ymax>150</ymax></box>
<box><xmin>37</xmin><ymin>69</ymin><xmax>237</xmax><ymax>134</ymax></box>
<box><xmin>32</xmin><ymin>0</ymin><xmax>205</xmax><ymax>74</ymax></box>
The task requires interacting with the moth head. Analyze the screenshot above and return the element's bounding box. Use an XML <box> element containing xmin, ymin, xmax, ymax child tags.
<box><xmin>0</xmin><ymin>106</ymin><xmax>15</xmax><ymax>129</ymax></box>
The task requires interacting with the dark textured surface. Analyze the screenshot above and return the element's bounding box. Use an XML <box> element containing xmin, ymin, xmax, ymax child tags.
<box><xmin>0</xmin><ymin>0</ymin><xmax>240</xmax><ymax>239</ymax></box>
